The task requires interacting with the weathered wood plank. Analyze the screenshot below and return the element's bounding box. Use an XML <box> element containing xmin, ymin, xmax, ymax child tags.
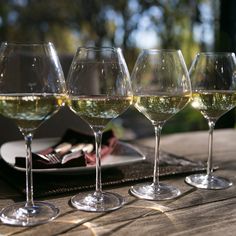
<box><xmin>8</xmin><ymin>176</ymin><xmax>236</xmax><ymax>236</ymax></box>
<box><xmin>0</xmin><ymin>129</ymin><xmax>236</xmax><ymax>235</ymax></box>
<box><xmin>63</xmin><ymin>197</ymin><xmax>236</xmax><ymax>236</ymax></box>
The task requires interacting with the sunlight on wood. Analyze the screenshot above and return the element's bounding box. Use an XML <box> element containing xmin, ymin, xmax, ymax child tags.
<box><xmin>127</xmin><ymin>203</ymin><xmax>172</xmax><ymax>213</ymax></box>
<box><xmin>56</xmin><ymin>218</ymin><xmax>85</xmax><ymax>224</ymax></box>
<box><xmin>83</xmin><ymin>222</ymin><xmax>98</xmax><ymax>236</ymax></box>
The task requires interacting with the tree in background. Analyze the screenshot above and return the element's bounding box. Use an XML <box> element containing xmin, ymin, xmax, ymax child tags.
<box><xmin>0</xmin><ymin>0</ymin><xmax>234</xmax><ymax>135</ymax></box>
<box><xmin>0</xmin><ymin>0</ymin><xmax>213</xmax><ymax>66</ymax></box>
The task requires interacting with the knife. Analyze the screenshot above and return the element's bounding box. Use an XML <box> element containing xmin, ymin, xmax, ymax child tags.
<box><xmin>61</xmin><ymin>143</ymin><xmax>94</xmax><ymax>164</ymax></box>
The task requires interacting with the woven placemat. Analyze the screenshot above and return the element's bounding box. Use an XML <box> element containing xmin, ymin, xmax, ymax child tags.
<box><xmin>0</xmin><ymin>144</ymin><xmax>205</xmax><ymax>198</ymax></box>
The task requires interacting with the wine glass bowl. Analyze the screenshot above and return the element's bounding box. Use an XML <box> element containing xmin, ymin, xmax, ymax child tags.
<box><xmin>185</xmin><ymin>52</ymin><xmax>236</xmax><ymax>189</ymax></box>
<box><xmin>0</xmin><ymin>42</ymin><xmax>66</xmax><ymax>226</ymax></box>
<box><xmin>67</xmin><ymin>47</ymin><xmax>132</xmax><ymax>212</ymax></box>
<box><xmin>130</xmin><ymin>49</ymin><xmax>191</xmax><ymax>200</ymax></box>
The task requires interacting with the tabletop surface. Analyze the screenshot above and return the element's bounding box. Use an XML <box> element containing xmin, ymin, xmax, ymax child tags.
<box><xmin>0</xmin><ymin>128</ymin><xmax>236</xmax><ymax>236</ymax></box>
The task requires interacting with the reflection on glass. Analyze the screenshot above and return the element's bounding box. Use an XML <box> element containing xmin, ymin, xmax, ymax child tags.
<box><xmin>130</xmin><ymin>49</ymin><xmax>191</xmax><ymax>200</ymax></box>
<box><xmin>67</xmin><ymin>47</ymin><xmax>132</xmax><ymax>212</ymax></box>
<box><xmin>0</xmin><ymin>42</ymin><xmax>66</xmax><ymax>226</ymax></box>
<box><xmin>185</xmin><ymin>52</ymin><xmax>236</xmax><ymax>189</ymax></box>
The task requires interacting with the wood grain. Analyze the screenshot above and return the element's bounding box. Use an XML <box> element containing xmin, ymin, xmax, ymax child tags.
<box><xmin>0</xmin><ymin>128</ymin><xmax>236</xmax><ymax>235</ymax></box>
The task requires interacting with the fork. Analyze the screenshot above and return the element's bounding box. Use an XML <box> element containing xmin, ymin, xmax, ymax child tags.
<box><xmin>43</xmin><ymin>142</ymin><xmax>72</xmax><ymax>164</ymax></box>
<box><xmin>42</xmin><ymin>143</ymin><xmax>94</xmax><ymax>164</ymax></box>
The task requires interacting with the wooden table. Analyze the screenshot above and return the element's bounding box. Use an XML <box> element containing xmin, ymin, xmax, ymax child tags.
<box><xmin>0</xmin><ymin>129</ymin><xmax>236</xmax><ymax>235</ymax></box>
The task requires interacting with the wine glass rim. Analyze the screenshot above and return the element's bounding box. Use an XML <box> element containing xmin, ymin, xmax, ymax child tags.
<box><xmin>142</xmin><ymin>48</ymin><xmax>181</xmax><ymax>53</ymax></box>
<box><xmin>197</xmin><ymin>52</ymin><xmax>235</xmax><ymax>56</ymax></box>
<box><xmin>1</xmin><ymin>42</ymin><xmax>54</xmax><ymax>47</ymax></box>
<box><xmin>77</xmin><ymin>46</ymin><xmax>121</xmax><ymax>52</ymax></box>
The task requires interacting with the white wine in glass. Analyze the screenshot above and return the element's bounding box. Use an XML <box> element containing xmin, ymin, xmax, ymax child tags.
<box><xmin>0</xmin><ymin>42</ymin><xmax>66</xmax><ymax>226</ymax></box>
<box><xmin>130</xmin><ymin>49</ymin><xmax>191</xmax><ymax>200</ymax></box>
<box><xmin>185</xmin><ymin>52</ymin><xmax>236</xmax><ymax>189</ymax></box>
<box><xmin>67</xmin><ymin>47</ymin><xmax>132</xmax><ymax>212</ymax></box>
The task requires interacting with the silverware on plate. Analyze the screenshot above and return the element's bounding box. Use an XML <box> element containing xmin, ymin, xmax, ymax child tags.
<box><xmin>37</xmin><ymin>143</ymin><xmax>94</xmax><ymax>164</ymax></box>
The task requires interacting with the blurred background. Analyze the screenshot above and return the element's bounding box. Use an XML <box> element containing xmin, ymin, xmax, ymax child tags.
<box><xmin>0</xmin><ymin>0</ymin><xmax>235</xmax><ymax>142</ymax></box>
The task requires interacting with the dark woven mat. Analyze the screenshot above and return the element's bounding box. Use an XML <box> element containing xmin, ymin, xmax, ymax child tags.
<box><xmin>0</xmin><ymin>144</ymin><xmax>205</xmax><ymax>198</ymax></box>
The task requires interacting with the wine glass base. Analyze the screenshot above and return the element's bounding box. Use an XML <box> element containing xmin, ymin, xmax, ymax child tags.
<box><xmin>185</xmin><ymin>174</ymin><xmax>233</xmax><ymax>189</ymax></box>
<box><xmin>130</xmin><ymin>182</ymin><xmax>181</xmax><ymax>200</ymax></box>
<box><xmin>0</xmin><ymin>201</ymin><xmax>59</xmax><ymax>226</ymax></box>
<box><xmin>71</xmin><ymin>191</ymin><xmax>124</xmax><ymax>212</ymax></box>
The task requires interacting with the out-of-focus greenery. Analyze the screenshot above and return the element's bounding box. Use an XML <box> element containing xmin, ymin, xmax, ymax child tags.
<box><xmin>0</xmin><ymin>0</ymin><xmax>211</xmax><ymax>68</ymax></box>
<box><xmin>0</xmin><ymin>0</ymin><xmax>234</xmax><ymax>137</ymax></box>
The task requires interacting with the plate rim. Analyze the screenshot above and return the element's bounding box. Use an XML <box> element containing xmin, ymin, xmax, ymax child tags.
<box><xmin>0</xmin><ymin>138</ymin><xmax>146</xmax><ymax>174</ymax></box>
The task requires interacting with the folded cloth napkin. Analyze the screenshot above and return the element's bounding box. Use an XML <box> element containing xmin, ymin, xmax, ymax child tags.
<box><xmin>15</xmin><ymin>129</ymin><xmax>117</xmax><ymax>169</ymax></box>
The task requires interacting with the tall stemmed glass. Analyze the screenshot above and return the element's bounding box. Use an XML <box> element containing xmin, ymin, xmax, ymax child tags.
<box><xmin>67</xmin><ymin>47</ymin><xmax>132</xmax><ymax>212</ymax></box>
<box><xmin>185</xmin><ymin>52</ymin><xmax>236</xmax><ymax>189</ymax></box>
<box><xmin>0</xmin><ymin>42</ymin><xmax>66</xmax><ymax>226</ymax></box>
<box><xmin>130</xmin><ymin>49</ymin><xmax>191</xmax><ymax>200</ymax></box>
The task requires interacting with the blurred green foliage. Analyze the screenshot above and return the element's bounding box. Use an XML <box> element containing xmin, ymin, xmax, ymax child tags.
<box><xmin>0</xmin><ymin>0</ymin><xmax>210</xmax><ymax>68</ymax></box>
<box><xmin>0</xmin><ymin>0</ymin><xmax>234</xmax><ymax>136</ymax></box>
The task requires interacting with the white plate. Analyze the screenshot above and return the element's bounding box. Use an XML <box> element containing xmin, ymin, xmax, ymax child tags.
<box><xmin>0</xmin><ymin>138</ymin><xmax>145</xmax><ymax>174</ymax></box>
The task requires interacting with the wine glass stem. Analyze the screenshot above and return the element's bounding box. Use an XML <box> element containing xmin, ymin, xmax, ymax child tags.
<box><xmin>207</xmin><ymin>121</ymin><xmax>215</xmax><ymax>175</ymax></box>
<box><xmin>153</xmin><ymin>124</ymin><xmax>163</xmax><ymax>188</ymax></box>
<box><xmin>24</xmin><ymin>133</ymin><xmax>34</xmax><ymax>208</ymax></box>
<box><xmin>94</xmin><ymin>130</ymin><xmax>103</xmax><ymax>195</ymax></box>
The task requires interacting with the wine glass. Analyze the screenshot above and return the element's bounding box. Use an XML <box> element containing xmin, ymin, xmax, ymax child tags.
<box><xmin>185</xmin><ymin>52</ymin><xmax>236</xmax><ymax>189</ymax></box>
<box><xmin>130</xmin><ymin>49</ymin><xmax>191</xmax><ymax>200</ymax></box>
<box><xmin>0</xmin><ymin>42</ymin><xmax>66</xmax><ymax>226</ymax></box>
<box><xmin>67</xmin><ymin>47</ymin><xmax>132</xmax><ymax>212</ymax></box>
